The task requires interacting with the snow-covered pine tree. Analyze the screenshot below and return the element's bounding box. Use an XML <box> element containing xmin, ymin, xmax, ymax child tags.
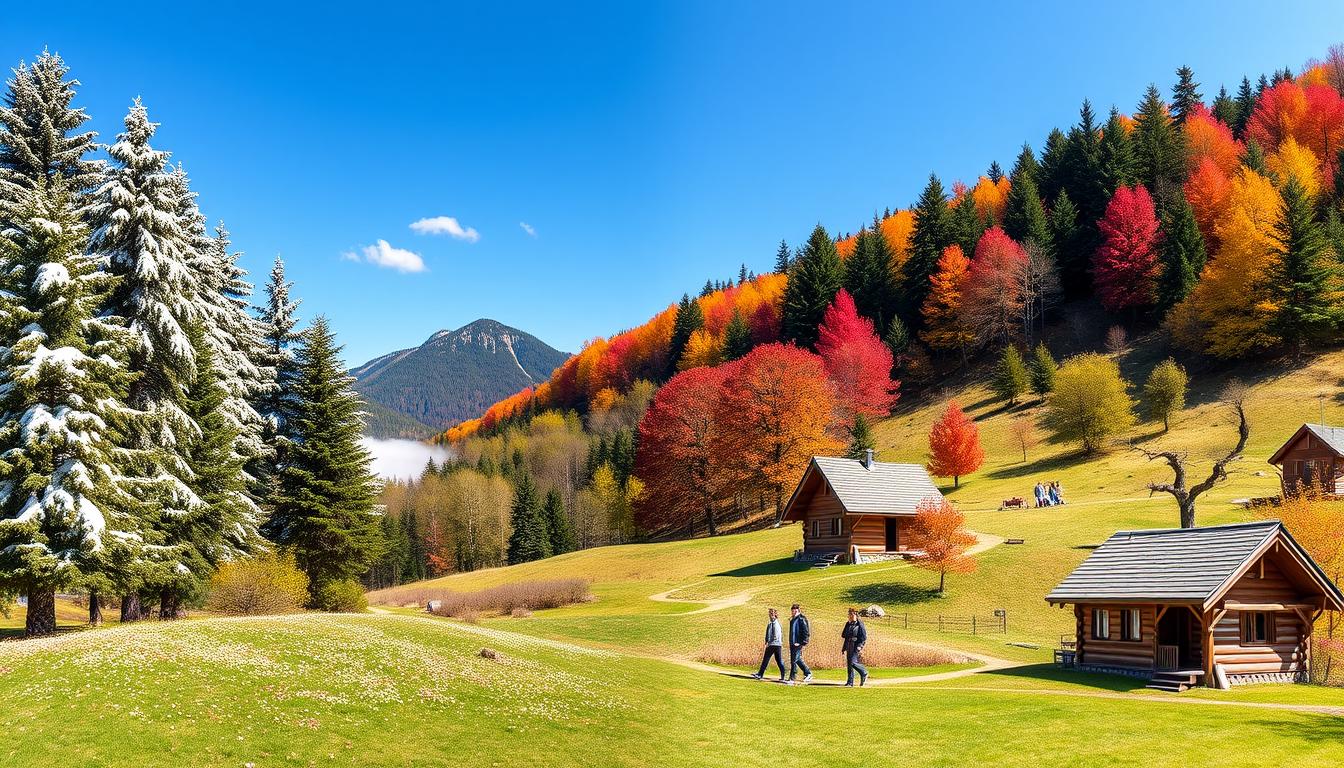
<box><xmin>265</xmin><ymin>317</ymin><xmax>383</xmax><ymax>605</ymax></box>
<box><xmin>90</xmin><ymin>100</ymin><xmax>207</xmax><ymax>615</ymax></box>
<box><xmin>0</xmin><ymin>177</ymin><xmax>135</xmax><ymax>637</ymax></box>
<box><xmin>0</xmin><ymin>51</ymin><xmax>101</xmax><ymax>218</ymax></box>
<box><xmin>252</xmin><ymin>256</ymin><xmax>301</xmax><ymax>494</ymax></box>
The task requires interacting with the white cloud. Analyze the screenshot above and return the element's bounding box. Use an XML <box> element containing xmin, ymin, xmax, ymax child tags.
<box><xmin>410</xmin><ymin>215</ymin><xmax>481</xmax><ymax>242</ymax></box>
<box><xmin>360</xmin><ymin>437</ymin><xmax>453</xmax><ymax>481</ymax></box>
<box><xmin>519</xmin><ymin>221</ymin><xmax>537</xmax><ymax>237</ymax></box>
<box><xmin>345</xmin><ymin>239</ymin><xmax>426</xmax><ymax>273</ymax></box>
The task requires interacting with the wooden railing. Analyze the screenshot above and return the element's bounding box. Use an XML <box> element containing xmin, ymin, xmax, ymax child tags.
<box><xmin>1157</xmin><ymin>644</ymin><xmax>1179</xmax><ymax>671</ymax></box>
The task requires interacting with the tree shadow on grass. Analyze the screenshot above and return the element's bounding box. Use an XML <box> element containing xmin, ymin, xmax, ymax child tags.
<box><xmin>1249</xmin><ymin>715</ymin><xmax>1344</xmax><ymax>742</ymax></box>
<box><xmin>711</xmin><ymin>558</ymin><xmax>813</xmax><ymax>578</ymax></box>
<box><xmin>981</xmin><ymin>663</ymin><xmax>1149</xmax><ymax>693</ymax></box>
<box><xmin>985</xmin><ymin>452</ymin><xmax>1090</xmax><ymax>482</ymax></box>
<box><xmin>841</xmin><ymin>583</ymin><xmax>941</xmax><ymax>606</ymax></box>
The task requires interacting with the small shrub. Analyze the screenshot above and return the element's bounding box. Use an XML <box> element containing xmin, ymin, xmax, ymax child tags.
<box><xmin>205</xmin><ymin>553</ymin><xmax>309</xmax><ymax>616</ymax></box>
<box><xmin>458</xmin><ymin>609</ymin><xmax>481</xmax><ymax>624</ymax></box>
<box><xmin>1105</xmin><ymin>324</ymin><xmax>1128</xmax><ymax>354</ymax></box>
<box><xmin>377</xmin><ymin>578</ymin><xmax>592</xmax><ymax>620</ymax></box>
<box><xmin>313</xmin><ymin>579</ymin><xmax>368</xmax><ymax>613</ymax></box>
<box><xmin>510</xmin><ymin>607</ymin><xmax>533</xmax><ymax>618</ymax></box>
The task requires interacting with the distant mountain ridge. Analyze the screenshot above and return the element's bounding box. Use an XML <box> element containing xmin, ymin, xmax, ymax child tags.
<box><xmin>352</xmin><ymin>319</ymin><xmax>569</xmax><ymax>439</ymax></box>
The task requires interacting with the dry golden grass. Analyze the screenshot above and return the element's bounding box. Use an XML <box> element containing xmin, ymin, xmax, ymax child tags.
<box><xmin>696</xmin><ymin>620</ymin><xmax>962</xmax><ymax>670</ymax></box>
<box><xmin>369</xmin><ymin>578</ymin><xmax>591</xmax><ymax>619</ymax></box>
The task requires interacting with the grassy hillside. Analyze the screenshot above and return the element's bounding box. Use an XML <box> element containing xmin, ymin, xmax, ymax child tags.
<box><xmin>2</xmin><ymin>612</ymin><xmax>1341</xmax><ymax>768</ymax></box>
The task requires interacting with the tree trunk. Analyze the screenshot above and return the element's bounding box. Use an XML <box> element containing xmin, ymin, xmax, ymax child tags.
<box><xmin>121</xmin><ymin>593</ymin><xmax>142</xmax><ymax>623</ymax></box>
<box><xmin>953</xmin><ymin>475</ymin><xmax>960</xmax><ymax>488</ymax></box>
<box><xmin>705</xmin><ymin>504</ymin><xmax>717</xmax><ymax>536</ymax></box>
<box><xmin>1179</xmin><ymin>498</ymin><xmax>1196</xmax><ymax>529</ymax></box>
<box><xmin>938</xmin><ymin>571</ymin><xmax>946</xmax><ymax>596</ymax></box>
<box><xmin>159</xmin><ymin>590</ymin><xmax>181</xmax><ymax>620</ymax></box>
<box><xmin>25</xmin><ymin>587</ymin><xmax>57</xmax><ymax>637</ymax></box>
<box><xmin>88</xmin><ymin>591</ymin><xmax>103</xmax><ymax>626</ymax></box>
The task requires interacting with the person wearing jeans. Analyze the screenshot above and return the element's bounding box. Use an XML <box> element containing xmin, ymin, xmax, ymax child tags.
<box><xmin>841</xmin><ymin>607</ymin><xmax>868</xmax><ymax>687</ymax></box>
<box><xmin>752</xmin><ymin>607</ymin><xmax>786</xmax><ymax>681</ymax></box>
<box><xmin>788</xmin><ymin>603</ymin><xmax>812</xmax><ymax>683</ymax></box>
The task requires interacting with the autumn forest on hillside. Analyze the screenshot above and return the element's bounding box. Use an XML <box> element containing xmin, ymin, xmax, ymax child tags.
<box><xmin>368</xmin><ymin>46</ymin><xmax>1344</xmax><ymax>587</ymax></box>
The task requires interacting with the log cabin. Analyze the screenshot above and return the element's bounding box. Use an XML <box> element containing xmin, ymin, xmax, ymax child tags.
<box><xmin>1047</xmin><ymin>520</ymin><xmax>1343</xmax><ymax>690</ymax></box>
<box><xmin>1268</xmin><ymin>423</ymin><xmax>1344</xmax><ymax>496</ymax></box>
<box><xmin>780</xmin><ymin>451</ymin><xmax>943</xmax><ymax>565</ymax></box>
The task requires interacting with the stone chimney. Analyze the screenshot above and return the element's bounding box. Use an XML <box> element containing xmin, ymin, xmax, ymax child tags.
<box><xmin>864</xmin><ymin>448</ymin><xmax>874</xmax><ymax>470</ymax></box>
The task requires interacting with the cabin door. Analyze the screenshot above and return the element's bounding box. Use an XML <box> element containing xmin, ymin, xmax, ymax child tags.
<box><xmin>1157</xmin><ymin>608</ymin><xmax>1198</xmax><ymax>670</ymax></box>
<box><xmin>884</xmin><ymin>518</ymin><xmax>899</xmax><ymax>552</ymax></box>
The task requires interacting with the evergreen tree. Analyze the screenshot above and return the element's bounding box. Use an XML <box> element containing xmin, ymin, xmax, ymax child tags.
<box><xmin>0</xmin><ymin>51</ymin><xmax>101</xmax><ymax>215</ymax></box>
<box><xmin>666</xmin><ymin>293</ymin><xmax>704</xmax><ymax>375</ymax></box>
<box><xmin>266</xmin><ymin>317</ymin><xmax>384</xmax><ymax>603</ymax></box>
<box><xmin>506</xmin><ymin>473</ymin><xmax>550</xmax><ymax>564</ymax></box>
<box><xmin>948</xmin><ymin>195</ymin><xmax>987</xmax><ymax>258</ymax></box>
<box><xmin>774</xmin><ymin>239</ymin><xmax>792</xmax><ymax>274</ymax></box>
<box><xmin>542</xmin><ymin>488</ymin><xmax>576</xmax><ymax>556</ymax></box>
<box><xmin>1242</xmin><ymin>140</ymin><xmax>1268</xmax><ymax>175</ymax></box>
<box><xmin>781</xmin><ymin>223</ymin><xmax>843</xmax><ymax>347</ymax></box>
<box><xmin>254</xmin><ymin>256</ymin><xmax>301</xmax><ymax>493</ymax></box>
<box><xmin>400</xmin><ymin>507</ymin><xmax>425</xmax><ymax>582</ymax></box>
<box><xmin>721</xmin><ymin>309</ymin><xmax>753</xmax><ymax>361</ymax></box>
<box><xmin>700</xmin><ymin>279</ymin><xmax>714</xmax><ymax>297</ymax></box>
<box><xmin>1233</xmin><ymin>77</ymin><xmax>1256</xmax><ymax>139</ymax></box>
<box><xmin>1028</xmin><ymin>342</ymin><xmax>1057</xmax><ymax>397</ymax></box>
<box><xmin>1049</xmin><ymin>190</ymin><xmax>1086</xmax><ymax>294</ymax></box>
<box><xmin>1170</xmin><ymin>66</ymin><xmax>1203</xmax><ymax>125</ymax></box>
<box><xmin>844</xmin><ymin>414</ymin><xmax>876</xmax><ymax>461</ymax></box>
<box><xmin>1156</xmin><ymin>193</ymin><xmax>1207</xmax><ymax>312</ymax></box>
<box><xmin>1037</xmin><ymin>128</ymin><xmax>1069</xmax><ymax>204</ymax></box>
<box><xmin>843</xmin><ymin>225</ymin><xmax>897</xmax><ymax>328</ymax></box>
<box><xmin>1133</xmin><ymin>85</ymin><xmax>1186</xmax><ymax>193</ymax></box>
<box><xmin>992</xmin><ymin>345</ymin><xmax>1030</xmax><ymax>405</ymax></box>
<box><xmin>884</xmin><ymin>316</ymin><xmax>910</xmax><ymax>358</ymax></box>
<box><xmin>1098</xmin><ymin>108</ymin><xmax>1137</xmax><ymax>195</ymax></box>
<box><xmin>1210</xmin><ymin>86</ymin><xmax>1237</xmax><ymax>128</ymax></box>
<box><xmin>1004</xmin><ymin>163</ymin><xmax>1052</xmax><ymax>253</ymax></box>
<box><xmin>1062</xmin><ymin>101</ymin><xmax>1106</xmax><ymax>225</ymax></box>
<box><xmin>737</xmin><ymin>263</ymin><xmax>748</xmax><ymax>285</ymax></box>
<box><xmin>904</xmin><ymin>175</ymin><xmax>953</xmax><ymax>325</ymax></box>
<box><xmin>987</xmin><ymin>160</ymin><xmax>1004</xmax><ymax>183</ymax></box>
<box><xmin>1266</xmin><ymin>178</ymin><xmax>1341</xmax><ymax>354</ymax></box>
<box><xmin>0</xmin><ymin>177</ymin><xmax>134</xmax><ymax>636</ymax></box>
<box><xmin>1010</xmin><ymin>143</ymin><xmax>1040</xmax><ymax>189</ymax></box>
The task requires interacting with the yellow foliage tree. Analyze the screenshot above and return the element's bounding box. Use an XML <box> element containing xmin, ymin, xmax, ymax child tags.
<box><xmin>678</xmin><ymin>328</ymin><xmax>723</xmax><ymax>370</ymax></box>
<box><xmin>1170</xmin><ymin>167</ymin><xmax>1283</xmax><ymax>358</ymax></box>
<box><xmin>879</xmin><ymin>209</ymin><xmax>915</xmax><ymax>274</ymax></box>
<box><xmin>1266</xmin><ymin>137</ymin><xmax>1322</xmax><ymax>198</ymax></box>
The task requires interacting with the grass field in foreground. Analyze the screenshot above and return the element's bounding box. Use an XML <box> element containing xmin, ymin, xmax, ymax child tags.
<box><xmin>1</xmin><ymin>612</ymin><xmax>1341</xmax><ymax>768</ymax></box>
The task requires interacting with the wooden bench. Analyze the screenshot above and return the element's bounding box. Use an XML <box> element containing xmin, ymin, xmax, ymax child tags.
<box><xmin>999</xmin><ymin>497</ymin><xmax>1025</xmax><ymax>510</ymax></box>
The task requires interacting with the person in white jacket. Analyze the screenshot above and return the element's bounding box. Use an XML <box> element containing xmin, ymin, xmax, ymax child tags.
<box><xmin>751</xmin><ymin>607</ymin><xmax>786</xmax><ymax>681</ymax></box>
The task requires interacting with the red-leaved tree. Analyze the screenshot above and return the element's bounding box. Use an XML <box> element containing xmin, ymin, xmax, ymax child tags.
<box><xmin>905</xmin><ymin>497</ymin><xmax>978</xmax><ymax>595</ymax></box>
<box><xmin>1093</xmin><ymin>184</ymin><xmax>1161</xmax><ymax>312</ymax></box>
<box><xmin>712</xmin><ymin>343</ymin><xmax>841</xmax><ymax>522</ymax></box>
<box><xmin>634</xmin><ymin>364</ymin><xmax>735</xmax><ymax>537</ymax></box>
<box><xmin>815</xmin><ymin>289</ymin><xmax>899</xmax><ymax>421</ymax></box>
<box><xmin>926</xmin><ymin>400</ymin><xmax>984</xmax><ymax>488</ymax></box>
<box><xmin>961</xmin><ymin>227</ymin><xmax>1027</xmax><ymax>348</ymax></box>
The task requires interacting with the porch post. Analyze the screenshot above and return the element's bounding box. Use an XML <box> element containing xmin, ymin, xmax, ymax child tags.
<box><xmin>1202</xmin><ymin>608</ymin><xmax>1216</xmax><ymax>686</ymax></box>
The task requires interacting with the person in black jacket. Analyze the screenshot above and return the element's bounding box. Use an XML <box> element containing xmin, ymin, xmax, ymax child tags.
<box><xmin>787</xmin><ymin>603</ymin><xmax>812</xmax><ymax>683</ymax></box>
<box><xmin>841</xmin><ymin>607</ymin><xmax>868</xmax><ymax>687</ymax></box>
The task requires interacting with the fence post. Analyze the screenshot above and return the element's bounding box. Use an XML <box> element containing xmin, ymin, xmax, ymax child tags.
<box><xmin>905</xmin><ymin>613</ymin><xmax>908</xmax><ymax>629</ymax></box>
<box><xmin>973</xmin><ymin>615</ymin><xmax>977</xmax><ymax>635</ymax></box>
<box><xmin>938</xmin><ymin>615</ymin><xmax>943</xmax><ymax>632</ymax></box>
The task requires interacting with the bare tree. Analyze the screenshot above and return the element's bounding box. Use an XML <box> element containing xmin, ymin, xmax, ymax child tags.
<box><xmin>1135</xmin><ymin>381</ymin><xmax>1250</xmax><ymax>528</ymax></box>
<box><xmin>1019</xmin><ymin>240</ymin><xmax>1061</xmax><ymax>348</ymax></box>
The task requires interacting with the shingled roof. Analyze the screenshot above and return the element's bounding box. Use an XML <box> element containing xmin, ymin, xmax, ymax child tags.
<box><xmin>1046</xmin><ymin>520</ymin><xmax>1344</xmax><ymax>609</ymax></box>
<box><xmin>781</xmin><ymin>455</ymin><xmax>943</xmax><ymax>519</ymax></box>
<box><xmin>1268</xmin><ymin>423</ymin><xmax>1344</xmax><ymax>464</ymax></box>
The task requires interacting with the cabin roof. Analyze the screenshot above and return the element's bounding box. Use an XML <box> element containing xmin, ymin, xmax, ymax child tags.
<box><xmin>780</xmin><ymin>456</ymin><xmax>943</xmax><ymax>520</ymax></box>
<box><xmin>1046</xmin><ymin>520</ymin><xmax>1344</xmax><ymax>610</ymax></box>
<box><xmin>1268</xmin><ymin>423</ymin><xmax>1344</xmax><ymax>464</ymax></box>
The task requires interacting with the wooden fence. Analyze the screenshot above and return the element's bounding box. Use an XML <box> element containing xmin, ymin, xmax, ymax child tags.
<box><xmin>875</xmin><ymin>612</ymin><xmax>1007</xmax><ymax>634</ymax></box>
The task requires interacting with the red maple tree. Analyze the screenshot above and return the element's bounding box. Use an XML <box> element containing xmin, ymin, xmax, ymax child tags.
<box><xmin>961</xmin><ymin>227</ymin><xmax>1027</xmax><ymax>347</ymax></box>
<box><xmin>926</xmin><ymin>400</ymin><xmax>984</xmax><ymax>488</ymax></box>
<box><xmin>815</xmin><ymin>289</ymin><xmax>899</xmax><ymax>421</ymax></box>
<box><xmin>1093</xmin><ymin>184</ymin><xmax>1161</xmax><ymax>312</ymax></box>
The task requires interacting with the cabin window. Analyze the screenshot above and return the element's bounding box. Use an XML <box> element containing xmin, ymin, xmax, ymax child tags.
<box><xmin>1120</xmin><ymin>609</ymin><xmax>1141</xmax><ymax>641</ymax></box>
<box><xmin>1241</xmin><ymin>612</ymin><xmax>1274</xmax><ymax>645</ymax></box>
<box><xmin>828</xmin><ymin>518</ymin><xmax>841</xmax><ymax>536</ymax></box>
<box><xmin>811</xmin><ymin>520</ymin><xmax>819</xmax><ymax>539</ymax></box>
<box><xmin>1091</xmin><ymin>609</ymin><xmax>1110</xmax><ymax>640</ymax></box>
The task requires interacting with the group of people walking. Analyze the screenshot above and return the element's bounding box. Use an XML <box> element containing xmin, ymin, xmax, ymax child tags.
<box><xmin>752</xmin><ymin>604</ymin><xmax>868</xmax><ymax>687</ymax></box>
<box><xmin>1033</xmin><ymin>481</ymin><xmax>1065</xmax><ymax>507</ymax></box>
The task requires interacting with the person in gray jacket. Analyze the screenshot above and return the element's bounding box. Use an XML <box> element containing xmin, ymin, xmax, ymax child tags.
<box><xmin>751</xmin><ymin>607</ymin><xmax>786</xmax><ymax>681</ymax></box>
<box><xmin>787</xmin><ymin>603</ymin><xmax>812</xmax><ymax>683</ymax></box>
<box><xmin>841</xmin><ymin>607</ymin><xmax>868</xmax><ymax>687</ymax></box>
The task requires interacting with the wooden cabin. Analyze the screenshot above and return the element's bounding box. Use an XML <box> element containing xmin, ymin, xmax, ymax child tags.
<box><xmin>1047</xmin><ymin>520</ymin><xmax>1343</xmax><ymax>690</ymax></box>
<box><xmin>780</xmin><ymin>451</ymin><xmax>943</xmax><ymax>565</ymax></box>
<box><xmin>1268</xmin><ymin>423</ymin><xmax>1344</xmax><ymax>495</ymax></box>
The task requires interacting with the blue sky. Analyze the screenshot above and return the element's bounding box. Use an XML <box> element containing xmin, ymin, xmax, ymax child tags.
<box><xmin>4</xmin><ymin>2</ymin><xmax>1343</xmax><ymax>365</ymax></box>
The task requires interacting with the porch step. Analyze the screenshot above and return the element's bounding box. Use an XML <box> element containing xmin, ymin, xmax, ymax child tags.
<box><xmin>811</xmin><ymin>554</ymin><xmax>841</xmax><ymax>568</ymax></box>
<box><xmin>1145</xmin><ymin>671</ymin><xmax>1202</xmax><ymax>693</ymax></box>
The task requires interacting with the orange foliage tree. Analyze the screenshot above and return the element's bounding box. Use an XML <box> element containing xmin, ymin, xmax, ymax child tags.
<box><xmin>879</xmin><ymin>209</ymin><xmax>915</xmax><ymax>274</ymax></box>
<box><xmin>815</xmin><ymin>289</ymin><xmax>899</xmax><ymax>421</ymax></box>
<box><xmin>712</xmin><ymin>343</ymin><xmax>840</xmax><ymax>522</ymax></box>
<box><xmin>1183</xmin><ymin>104</ymin><xmax>1242</xmax><ymax>176</ymax></box>
<box><xmin>920</xmin><ymin>244</ymin><xmax>975</xmax><ymax>355</ymax></box>
<box><xmin>1184</xmin><ymin>157</ymin><xmax>1231</xmax><ymax>249</ymax></box>
<box><xmin>926</xmin><ymin>400</ymin><xmax>984</xmax><ymax>488</ymax></box>
<box><xmin>905</xmin><ymin>497</ymin><xmax>978</xmax><ymax>595</ymax></box>
<box><xmin>1257</xmin><ymin>492</ymin><xmax>1344</xmax><ymax>683</ymax></box>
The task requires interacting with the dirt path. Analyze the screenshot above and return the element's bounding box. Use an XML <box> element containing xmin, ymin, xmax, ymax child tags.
<box><xmin>647</xmin><ymin>531</ymin><xmax>1004</xmax><ymax>615</ymax></box>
